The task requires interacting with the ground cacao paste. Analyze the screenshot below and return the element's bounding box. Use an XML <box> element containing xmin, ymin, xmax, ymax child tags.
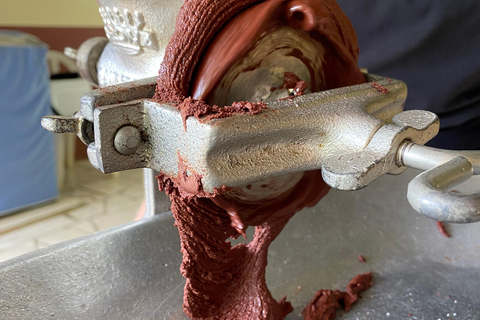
<box><xmin>154</xmin><ymin>0</ymin><xmax>366</xmax><ymax>319</ymax></box>
<box><xmin>302</xmin><ymin>272</ymin><xmax>373</xmax><ymax>320</ymax></box>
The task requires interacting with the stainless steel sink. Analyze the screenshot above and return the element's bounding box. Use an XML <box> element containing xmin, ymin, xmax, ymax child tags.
<box><xmin>1</xmin><ymin>169</ymin><xmax>479</xmax><ymax>319</ymax></box>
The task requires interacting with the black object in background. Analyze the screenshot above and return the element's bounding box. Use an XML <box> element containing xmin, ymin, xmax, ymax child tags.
<box><xmin>337</xmin><ymin>0</ymin><xmax>480</xmax><ymax>149</ymax></box>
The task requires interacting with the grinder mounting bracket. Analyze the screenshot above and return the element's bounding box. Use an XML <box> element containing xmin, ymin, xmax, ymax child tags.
<box><xmin>42</xmin><ymin>74</ymin><xmax>480</xmax><ymax>223</ymax></box>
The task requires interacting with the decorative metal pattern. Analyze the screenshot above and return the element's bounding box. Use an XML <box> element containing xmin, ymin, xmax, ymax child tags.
<box><xmin>99</xmin><ymin>6</ymin><xmax>154</xmax><ymax>55</ymax></box>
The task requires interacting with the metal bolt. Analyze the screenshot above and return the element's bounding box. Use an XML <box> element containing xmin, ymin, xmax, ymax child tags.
<box><xmin>114</xmin><ymin>126</ymin><xmax>141</xmax><ymax>155</ymax></box>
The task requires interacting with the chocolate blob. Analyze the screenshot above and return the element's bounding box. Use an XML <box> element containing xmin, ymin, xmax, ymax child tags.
<box><xmin>302</xmin><ymin>272</ymin><xmax>373</xmax><ymax>320</ymax></box>
<box><xmin>154</xmin><ymin>0</ymin><xmax>366</xmax><ymax>319</ymax></box>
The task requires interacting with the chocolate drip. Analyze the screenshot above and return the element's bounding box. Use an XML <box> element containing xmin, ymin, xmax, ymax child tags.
<box><xmin>153</xmin><ymin>0</ymin><xmax>366</xmax><ymax>319</ymax></box>
<box><xmin>169</xmin><ymin>194</ymin><xmax>295</xmax><ymax>319</ymax></box>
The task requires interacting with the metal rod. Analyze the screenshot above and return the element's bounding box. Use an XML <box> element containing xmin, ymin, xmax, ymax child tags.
<box><xmin>399</xmin><ymin>141</ymin><xmax>480</xmax><ymax>174</ymax></box>
<box><xmin>407</xmin><ymin>156</ymin><xmax>480</xmax><ymax>223</ymax></box>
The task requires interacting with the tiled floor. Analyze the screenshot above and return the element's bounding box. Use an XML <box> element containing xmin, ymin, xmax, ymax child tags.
<box><xmin>0</xmin><ymin>160</ymin><xmax>145</xmax><ymax>263</ymax></box>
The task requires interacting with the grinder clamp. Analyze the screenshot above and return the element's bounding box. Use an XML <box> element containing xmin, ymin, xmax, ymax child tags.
<box><xmin>42</xmin><ymin>74</ymin><xmax>480</xmax><ymax>223</ymax></box>
<box><xmin>45</xmin><ymin>0</ymin><xmax>480</xmax><ymax>225</ymax></box>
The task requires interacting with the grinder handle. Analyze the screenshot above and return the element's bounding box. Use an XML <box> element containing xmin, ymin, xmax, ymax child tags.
<box><xmin>400</xmin><ymin>142</ymin><xmax>480</xmax><ymax>223</ymax></box>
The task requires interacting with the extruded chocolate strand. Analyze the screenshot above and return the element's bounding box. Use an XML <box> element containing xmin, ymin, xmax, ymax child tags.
<box><xmin>168</xmin><ymin>194</ymin><xmax>295</xmax><ymax>319</ymax></box>
<box><xmin>154</xmin><ymin>0</ymin><xmax>367</xmax><ymax>319</ymax></box>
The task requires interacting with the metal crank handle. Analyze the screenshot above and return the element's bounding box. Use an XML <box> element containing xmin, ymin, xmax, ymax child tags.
<box><xmin>399</xmin><ymin>142</ymin><xmax>480</xmax><ymax>223</ymax></box>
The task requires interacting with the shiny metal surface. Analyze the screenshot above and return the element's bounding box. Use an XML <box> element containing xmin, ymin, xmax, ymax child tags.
<box><xmin>1</xmin><ymin>170</ymin><xmax>479</xmax><ymax>319</ymax></box>
<box><xmin>143</xmin><ymin>168</ymin><xmax>171</xmax><ymax>217</ymax></box>
<box><xmin>400</xmin><ymin>142</ymin><xmax>480</xmax><ymax>223</ymax></box>
<box><xmin>80</xmin><ymin>76</ymin><xmax>157</xmax><ymax>122</ymax></box>
<box><xmin>114</xmin><ymin>125</ymin><xmax>142</xmax><ymax>155</ymax></box>
<box><xmin>401</xmin><ymin>142</ymin><xmax>480</xmax><ymax>174</ymax></box>
<box><xmin>408</xmin><ymin>157</ymin><xmax>480</xmax><ymax>223</ymax></box>
<box><xmin>95</xmin><ymin>0</ymin><xmax>184</xmax><ymax>87</ymax></box>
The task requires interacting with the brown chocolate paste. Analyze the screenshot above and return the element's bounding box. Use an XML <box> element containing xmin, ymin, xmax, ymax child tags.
<box><xmin>302</xmin><ymin>272</ymin><xmax>373</xmax><ymax>320</ymax></box>
<box><xmin>154</xmin><ymin>0</ymin><xmax>365</xmax><ymax>319</ymax></box>
<box><xmin>371</xmin><ymin>81</ymin><xmax>390</xmax><ymax>95</ymax></box>
<box><xmin>280</xmin><ymin>72</ymin><xmax>309</xmax><ymax>97</ymax></box>
<box><xmin>436</xmin><ymin>221</ymin><xmax>451</xmax><ymax>238</ymax></box>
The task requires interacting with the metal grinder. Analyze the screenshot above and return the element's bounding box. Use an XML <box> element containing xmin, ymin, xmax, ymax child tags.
<box><xmin>45</xmin><ymin>0</ymin><xmax>480</xmax><ymax>223</ymax></box>
<box><xmin>1</xmin><ymin>0</ymin><xmax>480</xmax><ymax>319</ymax></box>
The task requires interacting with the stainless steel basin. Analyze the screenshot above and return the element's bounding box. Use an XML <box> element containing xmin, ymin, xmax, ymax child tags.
<box><xmin>1</xmin><ymin>169</ymin><xmax>479</xmax><ymax>319</ymax></box>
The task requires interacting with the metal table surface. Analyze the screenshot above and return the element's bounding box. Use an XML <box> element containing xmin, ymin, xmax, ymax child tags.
<box><xmin>0</xmin><ymin>169</ymin><xmax>479</xmax><ymax>319</ymax></box>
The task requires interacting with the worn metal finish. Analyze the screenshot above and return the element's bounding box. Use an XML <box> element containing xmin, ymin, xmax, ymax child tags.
<box><xmin>30</xmin><ymin>2</ymin><xmax>480</xmax><ymax>318</ymax></box>
<box><xmin>1</xmin><ymin>170</ymin><xmax>479</xmax><ymax>320</ymax></box>
<box><xmin>82</xmin><ymin>74</ymin><xmax>416</xmax><ymax>192</ymax></box>
<box><xmin>41</xmin><ymin>113</ymin><xmax>94</xmax><ymax>145</ymax></box>
<box><xmin>321</xmin><ymin>110</ymin><xmax>439</xmax><ymax>190</ymax></box>
<box><xmin>44</xmin><ymin>72</ymin><xmax>480</xmax><ymax>219</ymax></box>
<box><xmin>66</xmin><ymin>0</ymin><xmax>184</xmax><ymax>214</ymax></box>
<box><xmin>80</xmin><ymin>76</ymin><xmax>157</xmax><ymax>122</ymax></box>
<box><xmin>41</xmin><ymin>116</ymin><xmax>79</xmax><ymax>134</ymax></box>
<box><xmin>88</xmin><ymin>100</ymin><xmax>147</xmax><ymax>173</ymax></box>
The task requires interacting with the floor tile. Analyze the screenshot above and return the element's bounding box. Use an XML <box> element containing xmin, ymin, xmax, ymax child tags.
<box><xmin>63</xmin><ymin>188</ymin><xmax>103</xmax><ymax>203</ymax></box>
<box><xmin>63</xmin><ymin>161</ymin><xmax>108</xmax><ymax>187</ymax></box>
<box><xmin>36</xmin><ymin>227</ymin><xmax>91</xmax><ymax>247</ymax></box>
<box><xmin>104</xmin><ymin>195</ymin><xmax>141</xmax><ymax>213</ymax></box>
<box><xmin>92</xmin><ymin>207</ymin><xmax>138</xmax><ymax>231</ymax></box>
<box><xmin>37</xmin><ymin>239</ymin><xmax>51</xmax><ymax>249</ymax></box>
<box><xmin>0</xmin><ymin>196</ymin><xmax>83</xmax><ymax>235</ymax></box>
<box><xmin>69</xmin><ymin>220</ymin><xmax>98</xmax><ymax>233</ymax></box>
<box><xmin>67</xmin><ymin>201</ymin><xmax>105</xmax><ymax>220</ymax></box>
<box><xmin>123</xmin><ymin>185</ymin><xmax>145</xmax><ymax>200</ymax></box>
<box><xmin>0</xmin><ymin>159</ymin><xmax>145</xmax><ymax>261</ymax></box>
<box><xmin>0</xmin><ymin>240</ymin><xmax>37</xmax><ymax>263</ymax></box>
<box><xmin>81</xmin><ymin>178</ymin><xmax>130</xmax><ymax>196</ymax></box>
<box><xmin>0</xmin><ymin>215</ymin><xmax>74</xmax><ymax>251</ymax></box>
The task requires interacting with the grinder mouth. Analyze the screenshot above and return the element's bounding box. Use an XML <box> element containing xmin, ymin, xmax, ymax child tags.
<box><xmin>195</xmin><ymin>26</ymin><xmax>326</xmax><ymax>107</ymax></box>
<box><xmin>189</xmin><ymin>0</ymin><xmax>328</xmax><ymax>107</ymax></box>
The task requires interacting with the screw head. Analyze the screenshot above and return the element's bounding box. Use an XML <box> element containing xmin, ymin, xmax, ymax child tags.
<box><xmin>114</xmin><ymin>126</ymin><xmax>141</xmax><ymax>155</ymax></box>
